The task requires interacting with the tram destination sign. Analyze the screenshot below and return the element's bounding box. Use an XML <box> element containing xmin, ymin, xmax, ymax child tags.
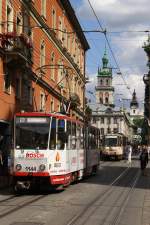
<box><xmin>17</xmin><ymin>117</ymin><xmax>49</xmax><ymax>123</ymax></box>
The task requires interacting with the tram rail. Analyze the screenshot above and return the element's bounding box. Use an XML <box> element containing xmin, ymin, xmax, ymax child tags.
<box><xmin>0</xmin><ymin>194</ymin><xmax>48</xmax><ymax>219</ymax></box>
<box><xmin>0</xmin><ymin>165</ymin><xmax>140</xmax><ymax>223</ymax></box>
<box><xmin>66</xmin><ymin>166</ymin><xmax>140</xmax><ymax>225</ymax></box>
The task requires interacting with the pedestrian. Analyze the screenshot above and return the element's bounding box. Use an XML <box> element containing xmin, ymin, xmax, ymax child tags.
<box><xmin>140</xmin><ymin>145</ymin><xmax>149</xmax><ymax>176</ymax></box>
<box><xmin>126</xmin><ymin>142</ymin><xmax>132</xmax><ymax>165</ymax></box>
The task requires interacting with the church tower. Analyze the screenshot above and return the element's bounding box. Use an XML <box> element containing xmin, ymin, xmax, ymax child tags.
<box><xmin>130</xmin><ymin>89</ymin><xmax>139</xmax><ymax>116</ymax></box>
<box><xmin>95</xmin><ymin>49</ymin><xmax>114</xmax><ymax>107</ymax></box>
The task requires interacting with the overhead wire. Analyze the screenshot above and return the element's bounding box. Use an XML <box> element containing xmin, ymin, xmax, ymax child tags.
<box><xmin>87</xmin><ymin>0</ymin><xmax>132</xmax><ymax>96</ymax></box>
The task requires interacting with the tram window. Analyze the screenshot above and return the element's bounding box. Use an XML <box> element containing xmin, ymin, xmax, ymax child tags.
<box><xmin>80</xmin><ymin>127</ymin><xmax>84</xmax><ymax>149</ymax></box>
<box><xmin>15</xmin><ymin>119</ymin><xmax>50</xmax><ymax>150</ymax></box>
<box><xmin>66</xmin><ymin>121</ymin><xmax>71</xmax><ymax>149</ymax></box>
<box><xmin>57</xmin><ymin>119</ymin><xmax>65</xmax><ymax>150</ymax></box>
<box><xmin>76</xmin><ymin>124</ymin><xmax>81</xmax><ymax>149</ymax></box>
<box><xmin>71</xmin><ymin>122</ymin><xmax>76</xmax><ymax>149</ymax></box>
<box><xmin>50</xmin><ymin>118</ymin><xmax>56</xmax><ymax>149</ymax></box>
<box><xmin>105</xmin><ymin>138</ymin><xmax>117</xmax><ymax>147</ymax></box>
<box><xmin>89</xmin><ymin>128</ymin><xmax>96</xmax><ymax>149</ymax></box>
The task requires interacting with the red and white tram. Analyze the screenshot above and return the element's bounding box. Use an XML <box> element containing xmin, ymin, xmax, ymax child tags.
<box><xmin>12</xmin><ymin>112</ymin><xmax>100</xmax><ymax>191</ymax></box>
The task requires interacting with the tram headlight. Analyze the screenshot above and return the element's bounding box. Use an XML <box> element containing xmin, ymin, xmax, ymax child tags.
<box><xmin>15</xmin><ymin>164</ymin><xmax>22</xmax><ymax>171</ymax></box>
<box><xmin>39</xmin><ymin>164</ymin><xmax>46</xmax><ymax>171</ymax></box>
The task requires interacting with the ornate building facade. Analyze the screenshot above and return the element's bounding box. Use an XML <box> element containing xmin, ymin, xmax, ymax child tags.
<box><xmin>143</xmin><ymin>35</ymin><xmax>150</xmax><ymax>144</ymax></box>
<box><xmin>0</xmin><ymin>0</ymin><xmax>89</xmax><ymax>136</ymax></box>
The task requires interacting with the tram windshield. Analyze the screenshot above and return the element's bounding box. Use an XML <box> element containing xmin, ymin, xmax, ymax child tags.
<box><xmin>15</xmin><ymin>117</ymin><xmax>50</xmax><ymax>150</ymax></box>
<box><xmin>105</xmin><ymin>138</ymin><xmax>118</xmax><ymax>147</ymax></box>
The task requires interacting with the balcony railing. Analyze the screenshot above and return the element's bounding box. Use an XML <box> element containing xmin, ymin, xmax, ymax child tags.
<box><xmin>0</xmin><ymin>32</ymin><xmax>33</xmax><ymax>63</ymax></box>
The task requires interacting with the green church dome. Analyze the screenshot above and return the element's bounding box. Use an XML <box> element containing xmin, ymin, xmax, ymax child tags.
<box><xmin>97</xmin><ymin>49</ymin><xmax>112</xmax><ymax>77</ymax></box>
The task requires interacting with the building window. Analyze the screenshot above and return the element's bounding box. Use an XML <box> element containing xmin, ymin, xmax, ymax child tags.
<box><xmin>113</xmin><ymin>128</ymin><xmax>118</xmax><ymax>133</ymax></box>
<box><xmin>16</xmin><ymin>12</ymin><xmax>23</xmax><ymax>35</ymax></box>
<box><xmin>107</xmin><ymin>127</ymin><xmax>111</xmax><ymax>133</ymax></box>
<box><xmin>99</xmin><ymin>93</ymin><xmax>103</xmax><ymax>104</ymax></box>
<box><xmin>57</xmin><ymin>60</ymin><xmax>64</xmax><ymax>88</ymax></box>
<box><xmin>101</xmin><ymin>128</ymin><xmax>104</xmax><ymax>135</ymax></box>
<box><xmin>4</xmin><ymin>69</ymin><xmax>11</xmax><ymax>94</ymax></box>
<box><xmin>105</xmin><ymin>92</ymin><xmax>109</xmax><ymax>104</ymax></box>
<box><xmin>58</xmin><ymin>17</ymin><xmax>63</xmax><ymax>41</ymax></box>
<box><xmin>101</xmin><ymin>117</ymin><xmax>104</xmax><ymax>124</ymax></box>
<box><xmin>23</xmin><ymin>12</ymin><xmax>29</xmax><ymax>34</ymax></box>
<box><xmin>133</xmin><ymin>109</ymin><xmax>135</xmax><ymax>114</ymax></box>
<box><xmin>114</xmin><ymin>117</ymin><xmax>117</xmax><ymax>124</ymax></box>
<box><xmin>50</xmin><ymin>98</ymin><xmax>54</xmax><ymax>112</ymax></box>
<box><xmin>100</xmin><ymin>79</ymin><xmax>103</xmax><ymax>85</ymax></box>
<box><xmin>52</xmin><ymin>7</ymin><xmax>56</xmax><ymax>31</ymax></box>
<box><xmin>107</xmin><ymin>118</ymin><xmax>111</xmax><ymax>124</ymax></box>
<box><xmin>106</xmin><ymin>79</ymin><xmax>109</xmax><ymax>85</ymax></box>
<box><xmin>50</xmin><ymin>52</ymin><xmax>55</xmax><ymax>80</ymax></box>
<box><xmin>40</xmin><ymin>40</ymin><xmax>45</xmax><ymax>68</ymax></box>
<box><xmin>63</xmin><ymin>27</ymin><xmax>67</xmax><ymax>47</ymax></box>
<box><xmin>41</xmin><ymin>0</ymin><xmax>46</xmax><ymax>18</ymax></box>
<box><xmin>100</xmin><ymin>97</ymin><xmax>103</xmax><ymax>104</ymax></box>
<box><xmin>40</xmin><ymin>92</ymin><xmax>45</xmax><ymax>111</ymax></box>
<box><xmin>68</xmin><ymin>35</ymin><xmax>70</xmax><ymax>52</ymax></box>
<box><xmin>6</xmin><ymin>3</ymin><xmax>13</xmax><ymax>33</ymax></box>
<box><xmin>105</xmin><ymin>97</ymin><xmax>109</xmax><ymax>104</ymax></box>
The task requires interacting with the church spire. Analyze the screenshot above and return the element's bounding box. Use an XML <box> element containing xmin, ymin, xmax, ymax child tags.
<box><xmin>97</xmin><ymin>48</ymin><xmax>112</xmax><ymax>77</ymax></box>
<box><xmin>102</xmin><ymin>47</ymin><xmax>108</xmax><ymax>69</ymax></box>
<box><xmin>130</xmin><ymin>89</ymin><xmax>139</xmax><ymax>108</ymax></box>
<box><xmin>95</xmin><ymin>48</ymin><xmax>114</xmax><ymax>107</ymax></box>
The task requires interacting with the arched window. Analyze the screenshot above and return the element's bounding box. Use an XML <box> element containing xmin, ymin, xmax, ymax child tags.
<box><xmin>100</xmin><ymin>98</ymin><xmax>103</xmax><ymax>104</ymax></box>
<box><xmin>106</xmin><ymin>79</ymin><xmax>109</xmax><ymax>85</ymax></box>
<box><xmin>105</xmin><ymin>92</ymin><xmax>109</xmax><ymax>104</ymax></box>
<box><xmin>100</xmin><ymin>79</ymin><xmax>103</xmax><ymax>85</ymax></box>
<box><xmin>7</xmin><ymin>2</ymin><xmax>13</xmax><ymax>32</ymax></box>
<box><xmin>41</xmin><ymin>0</ymin><xmax>46</xmax><ymax>18</ymax></box>
<box><xmin>40</xmin><ymin>40</ymin><xmax>45</xmax><ymax>67</ymax></box>
<box><xmin>99</xmin><ymin>93</ymin><xmax>103</xmax><ymax>104</ymax></box>
<box><xmin>52</xmin><ymin>7</ymin><xmax>56</xmax><ymax>30</ymax></box>
<box><xmin>16</xmin><ymin>12</ymin><xmax>23</xmax><ymax>35</ymax></box>
<box><xmin>58</xmin><ymin>16</ymin><xmax>63</xmax><ymax>41</ymax></box>
<box><xmin>105</xmin><ymin>97</ymin><xmax>109</xmax><ymax>104</ymax></box>
<box><xmin>50</xmin><ymin>97</ymin><xmax>54</xmax><ymax>112</ymax></box>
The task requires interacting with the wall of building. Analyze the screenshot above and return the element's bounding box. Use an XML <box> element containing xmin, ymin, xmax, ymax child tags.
<box><xmin>0</xmin><ymin>0</ymin><xmax>89</xmax><ymax>123</ymax></box>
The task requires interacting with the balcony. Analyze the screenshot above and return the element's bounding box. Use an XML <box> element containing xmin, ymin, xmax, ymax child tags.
<box><xmin>70</xmin><ymin>92</ymin><xmax>80</xmax><ymax>109</ymax></box>
<box><xmin>0</xmin><ymin>32</ymin><xmax>33</xmax><ymax>67</ymax></box>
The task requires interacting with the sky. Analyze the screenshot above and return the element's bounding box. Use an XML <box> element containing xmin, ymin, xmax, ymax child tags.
<box><xmin>70</xmin><ymin>0</ymin><xmax>150</xmax><ymax>110</ymax></box>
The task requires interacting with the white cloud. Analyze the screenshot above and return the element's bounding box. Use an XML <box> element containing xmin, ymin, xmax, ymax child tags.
<box><xmin>77</xmin><ymin>0</ymin><xmax>150</xmax><ymax>29</ymax></box>
<box><xmin>70</xmin><ymin>0</ymin><xmax>148</xmax><ymax>109</ymax></box>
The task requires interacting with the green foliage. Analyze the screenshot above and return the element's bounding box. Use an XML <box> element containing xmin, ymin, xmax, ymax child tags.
<box><xmin>133</xmin><ymin>118</ymin><xmax>144</xmax><ymax>127</ymax></box>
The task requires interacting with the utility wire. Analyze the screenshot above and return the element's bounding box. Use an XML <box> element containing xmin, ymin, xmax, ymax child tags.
<box><xmin>87</xmin><ymin>0</ymin><xmax>132</xmax><ymax>96</ymax></box>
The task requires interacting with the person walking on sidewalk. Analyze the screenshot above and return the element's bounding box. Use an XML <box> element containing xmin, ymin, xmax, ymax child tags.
<box><xmin>140</xmin><ymin>145</ymin><xmax>149</xmax><ymax>176</ymax></box>
<box><xmin>126</xmin><ymin>142</ymin><xmax>132</xmax><ymax>165</ymax></box>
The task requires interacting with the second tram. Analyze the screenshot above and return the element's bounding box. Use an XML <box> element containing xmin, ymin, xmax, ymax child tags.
<box><xmin>102</xmin><ymin>133</ymin><xmax>126</xmax><ymax>160</ymax></box>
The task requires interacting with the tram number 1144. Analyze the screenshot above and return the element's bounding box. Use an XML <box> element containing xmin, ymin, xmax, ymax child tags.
<box><xmin>25</xmin><ymin>166</ymin><xmax>36</xmax><ymax>172</ymax></box>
